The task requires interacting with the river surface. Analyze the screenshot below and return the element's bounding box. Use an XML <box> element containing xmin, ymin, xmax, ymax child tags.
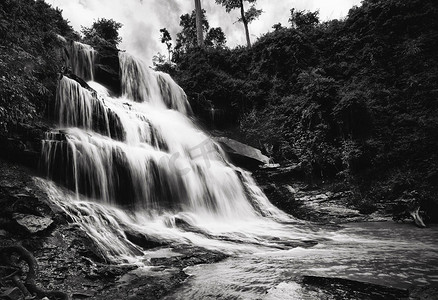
<box><xmin>164</xmin><ymin>222</ymin><xmax>438</xmax><ymax>299</ymax></box>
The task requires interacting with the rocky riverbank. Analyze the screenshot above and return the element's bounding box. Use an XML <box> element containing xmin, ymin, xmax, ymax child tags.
<box><xmin>1</xmin><ymin>157</ymin><xmax>437</xmax><ymax>300</ymax></box>
<box><xmin>0</xmin><ymin>160</ymin><xmax>226</xmax><ymax>300</ymax></box>
<box><xmin>252</xmin><ymin>163</ymin><xmax>431</xmax><ymax>227</ymax></box>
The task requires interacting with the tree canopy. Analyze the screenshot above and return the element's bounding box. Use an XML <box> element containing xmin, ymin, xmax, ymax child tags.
<box><xmin>81</xmin><ymin>18</ymin><xmax>123</xmax><ymax>47</ymax></box>
<box><xmin>215</xmin><ymin>0</ymin><xmax>262</xmax><ymax>47</ymax></box>
<box><xmin>167</xmin><ymin>9</ymin><xmax>227</xmax><ymax>62</ymax></box>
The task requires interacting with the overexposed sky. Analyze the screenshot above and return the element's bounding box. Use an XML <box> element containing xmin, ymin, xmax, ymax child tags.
<box><xmin>50</xmin><ymin>0</ymin><xmax>362</xmax><ymax>64</ymax></box>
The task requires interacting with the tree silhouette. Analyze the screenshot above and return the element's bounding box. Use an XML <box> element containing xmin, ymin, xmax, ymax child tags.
<box><xmin>194</xmin><ymin>0</ymin><xmax>204</xmax><ymax>47</ymax></box>
<box><xmin>160</xmin><ymin>28</ymin><xmax>172</xmax><ymax>61</ymax></box>
<box><xmin>215</xmin><ymin>0</ymin><xmax>262</xmax><ymax>47</ymax></box>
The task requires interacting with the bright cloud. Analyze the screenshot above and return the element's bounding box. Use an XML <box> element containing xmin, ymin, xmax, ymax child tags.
<box><xmin>50</xmin><ymin>0</ymin><xmax>361</xmax><ymax>64</ymax></box>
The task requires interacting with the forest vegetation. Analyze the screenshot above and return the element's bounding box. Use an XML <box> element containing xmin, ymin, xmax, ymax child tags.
<box><xmin>155</xmin><ymin>0</ymin><xmax>438</xmax><ymax>219</ymax></box>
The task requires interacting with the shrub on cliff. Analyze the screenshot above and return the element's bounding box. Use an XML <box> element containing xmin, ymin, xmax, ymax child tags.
<box><xmin>81</xmin><ymin>18</ymin><xmax>123</xmax><ymax>49</ymax></box>
<box><xmin>0</xmin><ymin>0</ymin><xmax>75</xmax><ymax>134</ymax></box>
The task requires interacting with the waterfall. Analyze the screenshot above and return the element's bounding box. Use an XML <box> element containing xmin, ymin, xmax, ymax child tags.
<box><xmin>119</xmin><ymin>52</ymin><xmax>191</xmax><ymax>114</ymax></box>
<box><xmin>40</xmin><ymin>46</ymin><xmax>305</xmax><ymax>262</ymax></box>
<box><xmin>66</xmin><ymin>41</ymin><xmax>96</xmax><ymax>81</ymax></box>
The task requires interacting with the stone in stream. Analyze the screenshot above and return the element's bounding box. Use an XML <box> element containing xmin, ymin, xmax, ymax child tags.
<box><xmin>301</xmin><ymin>275</ymin><xmax>409</xmax><ymax>299</ymax></box>
<box><xmin>124</xmin><ymin>230</ymin><xmax>168</xmax><ymax>250</ymax></box>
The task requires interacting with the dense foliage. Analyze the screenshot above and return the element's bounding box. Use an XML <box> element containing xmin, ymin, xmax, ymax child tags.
<box><xmin>164</xmin><ymin>0</ymin><xmax>438</xmax><ymax>213</ymax></box>
<box><xmin>174</xmin><ymin>10</ymin><xmax>227</xmax><ymax>56</ymax></box>
<box><xmin>81</xmin><ymin>18</ymin><xmax>123</xmax><ymax>48</ymax></box>
<box><xmin>0</xmin><ymin>0</ymin><xmax>75</xmax><ymax>134</ymax></box>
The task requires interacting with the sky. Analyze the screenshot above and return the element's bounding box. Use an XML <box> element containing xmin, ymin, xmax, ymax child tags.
<box><xmin>50</xmin><ymin>0</ymin><xmax>362</xmax><ymax>65</ymax></box>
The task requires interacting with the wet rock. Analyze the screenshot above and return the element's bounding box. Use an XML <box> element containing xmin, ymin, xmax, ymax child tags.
<box><xmin>215</xmin><ymin>137</ymin><xmax>270</xmax><ymax>169</ymax></box>
<box><xmin>124</xmin><ymin>230</ymin><xmax>168</xmax><ymax>250</ymax></box>
<box><xmin>86</xmin><ymin>265</ymin><xmax>137</xmax><ymax>280</ymax></box>
<box><xmin>173</xmin><ymin>217</ymin><xmax>212</xmax><ymax>237</ymax></box>
<box><xmin>302</xmin><ymin>275</ymin><xmax>409</xmax><ymax>300</ymax></box>
<box><xmin>64</xmin><ymin>73</ymin><xmax>95</xmax><ymax>92</ymax></box>
<box><xmin>150</xmin><ymin>246</ymin><xmax>228</xmax><ymax>269</ymax></box>
<box><xmin>0</xmin><ymin>122</ymin><xmax>47</xmax><ymax>170</ymax></box>
<box><xmin>95</xmin><ymin>64</ymin><xmax>120</xmax><ymax>95</ymax></box>
<box><xmin>13</xmin><ymin>213</ymin><xmax>53</xmax><ymax>234</ymax></box>
<box><xmin>70</xmin><ymin>234</ymin><xmax>107</xmax><ymax>263</ymax></box>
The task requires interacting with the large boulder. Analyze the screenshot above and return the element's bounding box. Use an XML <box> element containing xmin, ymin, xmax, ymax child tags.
<box><xmin>124</xmin><ymin>230</ymin><xmax>167</xmax><ymax>251</ymax></box>
<box><xmin>214</xmin><ymin>137</ymin><xmax>270</xmax><ymax>169</ymax></box>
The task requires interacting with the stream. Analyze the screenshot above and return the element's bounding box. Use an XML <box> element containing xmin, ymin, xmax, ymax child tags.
<box><xmin>166</xmin><ymin>222</ymin><xmax>438</xmax><ymax>299</ymax></box>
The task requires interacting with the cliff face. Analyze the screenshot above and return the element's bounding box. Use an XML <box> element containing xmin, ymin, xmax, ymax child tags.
<box><xmin>94</xmin><ymin>44</ymin><xmax>121</xmax><ymax>96</ymax></box>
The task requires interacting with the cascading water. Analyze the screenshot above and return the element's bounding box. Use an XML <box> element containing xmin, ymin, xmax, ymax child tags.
<box><xmin>65</xmin><ymin>41</ymin><xmax>96</xmax><ymax>81</ymax></box>
<box><xmin>39</xmin><ymin>44</ymin><xmax>317</xmax><ymax>263</ymax></box>
<box><xmin>35</xmin><ymin>42</ymin><xmax>438</xmax><ymax>299</ymax></box>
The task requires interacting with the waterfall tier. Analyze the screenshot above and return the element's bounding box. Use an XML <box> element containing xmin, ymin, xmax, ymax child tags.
<box><xmin>41</xmin><ymin>46</ymin><xmax>296</xmax><ymax>261</ymax></box>
<box><xmin>66</xmin><ymin>41</ymin><xmax>96</xmax><ymax>81</ymax></box>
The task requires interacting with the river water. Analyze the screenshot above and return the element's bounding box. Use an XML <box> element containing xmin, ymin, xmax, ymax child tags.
<box><xmin>166</xmin><ymin>222</ymin><xmax>438</xmax><ymax>299</ymax></box>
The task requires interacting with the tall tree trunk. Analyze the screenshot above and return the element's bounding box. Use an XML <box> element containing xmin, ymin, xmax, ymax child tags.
<box><xmin>240</xmin><ymin>0</ymin><xmax>251</xmax><ymax>47</ymax></box>
<box><xmin>194</xmin><ymin>0</ymin><xmax>204</xmax><ymax>47</ymax></box>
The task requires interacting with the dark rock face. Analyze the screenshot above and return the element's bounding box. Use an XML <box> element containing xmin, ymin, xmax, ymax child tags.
<box><xmin>94</xmin><ymin>45</ymin><xmax>121</xmax><ymax>96</ymax></box>
<box><xmin>0</xmin><ymin>122</ymin><xmax>48</xmax><ymax>170</ymax></box>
